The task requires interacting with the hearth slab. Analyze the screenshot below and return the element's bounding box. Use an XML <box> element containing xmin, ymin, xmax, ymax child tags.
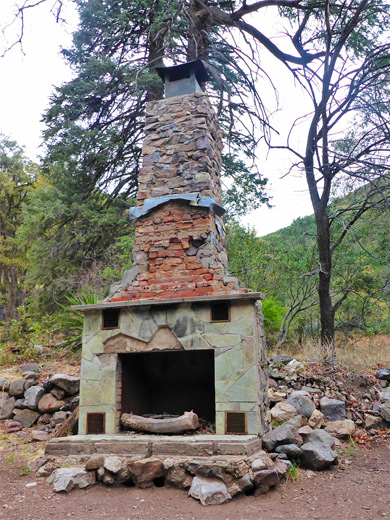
<box><xmin>45</xmin><ymin>434</ymin><xmax>261</xmax><ymax>457</ymax></box>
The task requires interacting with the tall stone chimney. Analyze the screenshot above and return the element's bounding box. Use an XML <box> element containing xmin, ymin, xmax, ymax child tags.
<box><xmin>108</xmin><ymin>60</ymin><xmax>245</xmax><ymax>302</ymax></box>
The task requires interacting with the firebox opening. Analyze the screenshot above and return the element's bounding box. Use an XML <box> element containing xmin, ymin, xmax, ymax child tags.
<box><xmin>120</xmin><ymin>350</ymin><xmax>215</xmax><ymax>425</ymax></box>
<box><xmin>102</xmin><ymin>308</ymin><xmax>119</xmax><ymax>329</ymax></box>
<box><xmin>211</xmin><ymin>301</ymin><xmax>230</xmax><ymax>322</ymax></box>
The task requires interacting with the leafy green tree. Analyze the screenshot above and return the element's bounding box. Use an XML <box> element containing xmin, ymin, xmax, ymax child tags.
<box><xmin>0</xmin><ymin>137</ymin><xmax>36</xmax><ymax>320</ymax></box>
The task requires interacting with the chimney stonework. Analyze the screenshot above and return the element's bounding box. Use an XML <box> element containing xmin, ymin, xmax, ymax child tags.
<box><xmin>71</xmin><ymin>82</ymin><xmax>268</xmax><ymax>441</ymax></box>
<box><xmin>108</xmin><ymin>93</ymin><xmax>245</xmax><ymax>302</ymax></box>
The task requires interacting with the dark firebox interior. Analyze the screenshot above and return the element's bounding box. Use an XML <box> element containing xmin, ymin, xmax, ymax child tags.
<box><xmin>120</xmin><ymin>350</ymin><xmax>215</xmax><ymax>423</ymax></box>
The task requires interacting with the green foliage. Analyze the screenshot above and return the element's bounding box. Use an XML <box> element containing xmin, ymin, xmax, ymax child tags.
<box><xmin>0</xmin><ymin>306</ymin><xmax>59</xmax><ymax>364</ymax></box>
<box><xmin>286</xmin><ymin>461</ymin><xmax>300</xmax><ymax>480</ymax></box>
<box><xmin>57</xmin><ymin>291</ymin><xmax>105</xmax><ymax>352</ymax></box>
<box><xmin>262</xmin><ymin>298</ymin><xmax>287</xmax><ymax>332</ymax></box>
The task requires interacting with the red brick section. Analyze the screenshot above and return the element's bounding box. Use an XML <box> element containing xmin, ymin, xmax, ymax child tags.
<box><xmin>109</xmin><ymin>201</ymin><xmax>248</xmax><ymax>302</ymax></box>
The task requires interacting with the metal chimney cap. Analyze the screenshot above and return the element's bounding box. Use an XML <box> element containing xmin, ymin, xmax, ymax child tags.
<box><xmin>156</xmin><ymin>59</ymin><xmax>209</xmax><ymax>85</ymax></box>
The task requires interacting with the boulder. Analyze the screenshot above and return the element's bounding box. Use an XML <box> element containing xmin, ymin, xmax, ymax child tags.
<box><xmin>320</xmin><ymin>397</ymin><xmax>346</xmax><ymax>421</ymax></box>
<box><xmin>0</xmin><ymin>377</ymin><xmax>10</xmax><ymax>392</ymax></box>
<box><xmin>379</xmin><ymin>401</ymin><xmax>390</xmax><ymax>423</ymax></box>
<box><xmin>47</xmin><ymin>374</ymin><xmax>80</xmax><ymax>396</ymax></box>
<box><xmin>48</xmin><ymin>467</ymin><xmax>96</xmax><ymax>492</ymax></box>
<box><xmin>270</xmin><ymin>402</ymin><xmax>298</xmax><ymax>423</ymax></box>
<box><xmin>262</xmin><ymin>416</ymin><xmax>302</xmax><ymax>452</ymax></box>
<box><xmin>376</xmin><ymin>369</ymin><xmax>390</xmax><ymax>381</ymax></box>
<box><xmin>50</xmin><ymin>388</ymin><xmax>66</xmax><ymax>400</ymax></box>
<box><xmin>325</xmin><ymin>419</ymin><xmax>355</xmax><ymax>439</ymax></box>
<box><xmin>20</xmin><ymin>364</ymin><xmax>40</xmax><ymax>373</ymax></box>
<box><xmin>251</xmin><ymin>456</ymin><xmax>273</xmax><ymax>472</ymax></box>
<box><xmin>104</xmin><ymin>456</ymin><xmax>123</xmax><ymax>474</ymax></box>
<box><xmin>6</xmin><ymin>420</ymin><xmax>23</xmax><ymax>433</ymax></box>
<box><xmin>379</xmin><ymin>389</ymin><xmax>390</xmax><ymax>402</ymax></box>
<box><xmin>8</xmin><ymin>379</ymin><xmax>25</xmax><ymax>398</ymax></box>
<box><xmin>51</xmin><ymin>411</ymin><xmax>68</xmax><ymax>426</ymax></box>
<box><xmin>237</xmin><ymin>474</ymin><xmax>254</xmax><ymax>493</ymax></box>
<box><xmin>189</xmin><ymin>476</ymin><xmax>232</xmax><ymax>506</ymax></box>
<box><xmin>32</xmin><ymin>430</ymin><xmax>51</xmax><ymax>442</ymax></box>
<box><xmin>308</xmin><ymin>409</ymin><xmax>325</xmax><ymax>429</ymax></box>
<box><xmin>270</xmin><ymin>355</ymin><xmax>292</xmax><ymax>366</ymax></box>
<box><xmin>23</xmin><ymin>386</ymin><xmax>45</xmax><ymax>410</ymax></box>
<box><xmin>297</xmin><ymin>425</ymin><xmax>313</xmax><ymax>438</ymax></box>
<box><xmin>253</xmin><ymin>469</ymin><xmax>279</xmax><ymax>495</ymax></box>
<box><xmin>301</xmin><ymin>386</ymin><xmax>322</xmax><ymax>395</ymax></box>
<box><xmin>286</xmin><ymin>391</ymin><xmax>315</xmax><ymax>418</ymax></box>
<box><xmin>364</xmin><ymin>414</ymin><xmax>386</xmax><ymax>429</ymax></box>
<box><xmin>275</xmin><ymin>444</ymin><xmax>303</xmax><ymax>458</ymax></box>
<box><xmin>300</xmin><ymin>443</ymin><xmax>338</xmax><ymax>470</ymax></box>
<box><xmin>38</xmin><ymin>393</ymin><xmax>66</xmax><ymax>413</ymax></box>
<box><xmin>129</xmin><ymin>458</ymin><xmax>164</xmax><ymax>488</ymax></box>
<box><xmin>85</xmin><ymin>455</ymin><xmax>105</xmax><ymax>471</ymax></box>
<box><xmin>23</xmin><ymin>371</ymin><xmax>40</xmax><ymax>390</ymax></box>
<box><xmin>286</xmin><ymin>359</ymin><xmax>304</xmax><ymax>373</ymax></box>
<box><xmin>304</xmin><ymin>429</ymin><xmax>336</xmax><ymax>449</ymax></box>
<box><xmin>13</xmin><ymin>409</ymin><xmax>40</xmax><ymax>428</ymax></box>
<box><xmin>0</xmin><ymin>393</ymin><xmax>16</xmax><ymax>420</ymax></box>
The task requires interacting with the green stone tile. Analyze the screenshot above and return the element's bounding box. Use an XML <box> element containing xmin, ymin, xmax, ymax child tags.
<box><xmin>180</xmin><ymin>333</ymin><xmax>213</xmax><ymax>351</ymax></box>
<box><xmin>225</xmin><ymin>318</ymin><xmax>254</xmax><ymax>336</ymax></box>
<box><xmin>225</xmin><ymin>366</ymin><xmax>258</xmax><ymax>402</ymax></box>
<box><xmin>83</xmin><ymin>311</ymin><xmax>102</xmax><ymax>336</ymax></box>
<box><xmin>81</xmin><ymin>359</ymin><xmax>101</xmax><ymax>381</ymax></box>
<box><xmin>80</xmin><ymin>380</ymin><xmax>102</xmax><ymax>406</ymax></box>
<box><xmin>203</xmin><ymin>334</ymin><xmax>241</xmax><ymax>348</ymax></box>
<box><xmin>246</xmin><ymin>411</ymin><xmax>261</xmax><ymax>435</ymax></box>
<box><xmin>231</xmin><ymin>302</ymin><xmax>254</xmax><ymax>321</ymax></box>
<box><xmin>84</xmin><ymin>331</ymin><xmax>104</xmax><ymax>355</ymax></box>
<box><xmin>215</xmin><ymin>411</ymin><xmax>225</xmax><ymax>435</ymax></box>
<box><xmin>215</xmin><ymin>346</ymin><xmax>245</xmax><ymax>382</ymax></box>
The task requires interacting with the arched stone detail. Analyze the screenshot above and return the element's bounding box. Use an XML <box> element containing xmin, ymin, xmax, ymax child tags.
<box><xmin>103</xmin><ymin>327</ymin><xmax>183</xmax><ymax>353</ymax></box>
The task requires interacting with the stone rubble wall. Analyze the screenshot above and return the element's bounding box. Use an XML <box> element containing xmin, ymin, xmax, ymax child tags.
<box><xmin>137</xmin><ymin>93</ymin><xmax>223</xmax><ymax>205</ymax></box>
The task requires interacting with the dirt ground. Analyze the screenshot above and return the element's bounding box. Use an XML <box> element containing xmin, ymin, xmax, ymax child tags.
<box><xmin>0</xmin><ymin>438</ymin><xmax>389</xmax><ymax>520</ymax></box>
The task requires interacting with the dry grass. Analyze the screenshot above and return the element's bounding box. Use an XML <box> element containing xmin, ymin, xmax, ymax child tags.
<box><xmin>270</xmin><ymin>334</ymin><xmax>390</xmax><ymax>367</ymax></box>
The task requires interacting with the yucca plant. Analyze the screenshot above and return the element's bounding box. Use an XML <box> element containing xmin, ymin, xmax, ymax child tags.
<box><xmin>58</xmin><ymin>291</ymin><xmax>105</xmax><ymax>352</ymax></box>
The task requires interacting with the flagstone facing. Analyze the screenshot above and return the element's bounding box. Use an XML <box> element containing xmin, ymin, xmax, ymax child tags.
<box><xmin>79</xmin><ymin>299</ymin><xmax>267</xmax><ymax>436</ymax></box>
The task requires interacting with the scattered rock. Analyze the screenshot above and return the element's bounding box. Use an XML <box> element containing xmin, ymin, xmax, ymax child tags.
<box><xmin>304</xmin><ymin>429</ymin><xmax>336</xmax><ymax>449</ymax></box>
<box><xmin>270</xmin><ymin>355</ymin><xmax>292</xmax><ymax>366</ymax></box>
<box><xmin>379</xmin><ymin>389</ymin><xmax>390</xmax><ymax>402</ymax></box>
<box><xmin>275</xmin><ymin>444</ymin><xmax>303</xmax><ymax>458</ymax></box>
<box><xmin>47</xmin><ymin>374</ymin><xmax>80</xmax><ymax>396</ymax></box>
<box><xmin>320</xmin><ymin>397</ymin><xmax>346</xmax><ymax>422</ymax></box>
<box><xmin>129</xmin><ymin>458</ymin><xmax>164</xmax><ymax>488</ymax></box>
<box><xmin>13</xmin><ymin>409</ymin><xmax>40</xmax><ymax>428</ymax></box>
<box><xmin>262</xmin><ymin>416</ymin><xmax>302</xmax><ymax>452</ymax></box>
<box><xmin>189</xmin><ymin>476</ymin><xmax>232</xmax><ymax>506</ymax></box>
<box><xmin>270</xmin><ymin>402</ymin><xmax>298</xmax><ymax>423</ymax></box>
<box><xmin>253</xmin><ymin>469</ymin><xmax>279</xmax><ymax>495</ymax></box>
<box><xmin>20</xmin><ymin>364</ymin><xmax>40</xmax><ymax>373</ymax></box>
<box><xmin>38</xmin><ymin>393</ymin><xmax>66</xmax><ymax>414</ymax></box>
<box><xmin>300</xmin><ymin>443</ymin><xmax>338</xmax><ymax>470</ymax></box>
<box><xmin>285</xmin><ymin>359</ymin><xmax>304</xmax><ymax>373</ymax></box>
<box><xmin>308</xmin><ymin>409</ymin><xmax>325</xmax><ymax>429</ymax></box>
<box><xmin>379</xmin><ymin>401</ymin><xmax>390</xmax><ymax>423</ymax></box>
<box><xmin>31</xmin><ymin>430</ymin><xmax>51</xmax><ymax>441</ymax></box>
<box><xmin>0</xmin><ymin>393</ymin><xmax>16</xmax><ymax>420</ymax></box>
<box><xmin>85</xmin><ymin>455</ymin><xmax>105</xmax><ymax>471</ymax></box>
<box><xmin>48</xmin><ymin>467</ymin><xmax>96</xmax><ymax>493</ymax></box>
<box><xmin>376</xmin><ymin>369</ymin><xmax>390</xmax><ymax>381</ymax></box>
<box><xmin>23</xmin><ymin>386</ymin><xmax>45</xmax><ymax>410</ymax></box>
<box><xmin>6</xmin><ymin>420</ymin><xmax>23</xmax><ymax>433</ymax></box>
<box><xmin>0</xmin><ymin>378</ymin><xmax>10</xmax><ymax>392</ymax></box>
<box><xmin>8</xmin><ymin>379</ymin><xmax>25</xmax><ymax>398</ymax></box>
<box><xmin>364</xmin><ymin>414</ymin><xmax>385</xmax><ymax>429</ymax></box>
<box><xmin>251</xmin><ymin>456</ymin><xmax>273</xmax><ymax>472</ymax></box>
<box><xmin>325</xmin><ymin>419</ymin><xmax>356</xmax><ymax>439</ymax></box>
<box><xmin>286</xmin><ymin>391</ymin><xmax>316</xmax><ymax>418</ymax></box>
<box><xmin>104</xmin><ymin>456</ymin><xmax>123</xmax><ymax>474</ymax></box>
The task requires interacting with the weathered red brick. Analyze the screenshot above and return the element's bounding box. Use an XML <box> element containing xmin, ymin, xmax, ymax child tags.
<box><xmin>204</xmin><ymin>274</ymin><xmax>213</xmax><ymax>280</ymax></box>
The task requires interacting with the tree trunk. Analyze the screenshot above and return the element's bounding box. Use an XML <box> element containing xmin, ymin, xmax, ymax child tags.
<box><xmin>315</xmin><ymin>208</ymin><xmax>336</xmax><ymax>362</ymax></box>
<box><xmin>121</xmin><ymin>411</ymin><xmax>199</xmax><ymax>433</ymax></box>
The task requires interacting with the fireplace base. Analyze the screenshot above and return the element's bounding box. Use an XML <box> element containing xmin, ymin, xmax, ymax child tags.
<box><xmin>45</xmin><ymin>433</ymin><xmax>261</xmax><ymax>457</ymax></box>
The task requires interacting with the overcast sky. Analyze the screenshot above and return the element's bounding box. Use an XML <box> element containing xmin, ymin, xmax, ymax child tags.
<box><xmin>0</xmin><ymin>2</ymin><xmax>314</xmax><ymax>236</ymax></box>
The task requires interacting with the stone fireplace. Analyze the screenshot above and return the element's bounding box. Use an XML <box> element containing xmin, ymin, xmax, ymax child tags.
<box><xmin>72</xmin><ymin>60</ymin><xmax>268</xmax><ymax>441</ymax></box>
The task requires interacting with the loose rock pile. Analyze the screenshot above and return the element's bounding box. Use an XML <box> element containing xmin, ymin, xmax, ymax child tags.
<box><xmin>0</xmin><ymin>364</ymin><xmax>79</xmax><ymax>439</ymax></box>
<box><xmin>267</xmin><ymin>356</ymin><xmax>390</xmax><ymax>459</ymax></box>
